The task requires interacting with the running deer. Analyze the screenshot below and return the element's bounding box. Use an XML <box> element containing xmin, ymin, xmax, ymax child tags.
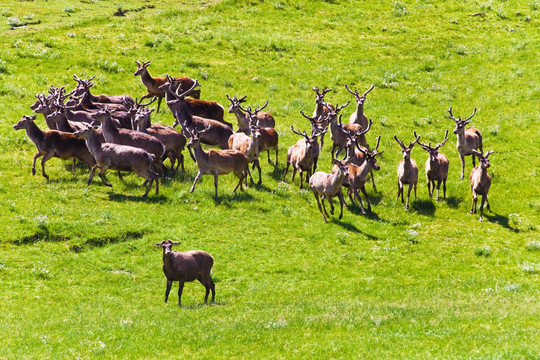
<box><xmin>415</xmin><ymin>130</ymin><xmax>450</xmax><ymax>200</ymax></box>
<box><xmin>312</xmin><ymin>87</ymin><xmax>334</xmax><ymax>149</ymax></box>
<box><xmin>72</xmin><ymin>74</ymin><xmax>133</xmax><ymax>104</ymax></box>
<box><xmin>469</xmin><ymin>150</ymin><xmax>494</xmax><ymax>222</ymax></box>
<box><xmin>134</xmin><ymin>61</ymin><xmax>200</xmax><ymax>113</ymax></box>
<box><xmin>73</xmin><ymin>126</ymin><xmax>159</xmax><ymax>197</ymax></box>
<box><xmin>309</xmin><ymin>157</ymin><xmax>351</xmax><ymax>223</ymax></box>
<box><xmin>226</xmin><ymin>95</ymin><xmax>275</xmax><ymax>132</ymax></box>
<box><xmin>343</xmin><ymin>136</ymin><xmax>383</xmax><ymax>214</ymax></box>
<box><xmin>344</xmin><ymin>84</ymin><xmax>374</xmax><ymax>129</ymax></box>
<box><xmin>185</xmin><ymin>125</ymin><xmax>248</xmax><ymax>197</ymax></box>
<box><xmin>394</xmin><ymin>133</ymin><xmax>420</xmax><ymax>210</ymax></box>
<box><xmin>448</xmin><ymin>107</ymin><xmax>483</xmax><ymax>180</ymax></box>
<box><xmin>13</xmin><ymin>115</ymin><xmax>96</xmax><ymax>180</ymax></box>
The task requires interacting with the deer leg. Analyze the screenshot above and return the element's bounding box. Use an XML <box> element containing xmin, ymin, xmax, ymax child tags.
<box><xmin>143</xmin><ymin>178</ymin><xmax>153</xmax><ymax>198</ymax></box>
<box><xmin>197</xmin><ymin>275</ymin><xmax>210</xmax><ymax>304</ymax></box>
<box><xmin>427</xmin><ymin>176</ymin><xmax>432</xmax><ymax>197</ymax></box>
<box><xmin>354</xmin><ymin>188</ymin><xmax>366</xmax><ymax>214</ymax></box>
<box><xmin>436</xmin><ymin>179</ymin><xmax>441</xmax><ymax>201</ymax></box>
<box><xmin>164</xmin><ymin>279</ymin><xmax>172</xmax><ymax>304</ymax></box>
<box><xmin>72</xmin><ymin>159</ymin><xmax>76</xmax><ymax>172</ymax></box>
<box><xmin>320</xmin><ymin>132</ymin><xmax>325</xmax><ymax>150</ymax></box>
<box><xmin>40</xmin><ymin>152</ymin><xmax>54</xmax><ymax>180</ymax></box>
<box><xmin>360</xmin><ymin>185</ymin><xmax>371</xmax><ymax>213</ymax></box>
<box><xmin>320</xmin><ymin>196</ymin><xmax>330</xmax><ymax>219</ymax></box>
<box><xmin>396</xmin><ymin>179</ymin><xmax>403</xmax><ymax>203</ymax></box>
<box><xmin>32</xmin><ymin>152</ymin><xmax>44</xmax><ymax>176</ymax></box>
<box><xmin>327</xmin><ymin>195</ymin><xmax>335</xmax><ymax>215</ymax></box>
<box><xmin>291</xmin><ymin>167</ymin><xmax>297</xmax><ymax>182</ymax></box>
<box><xmin>313</xmin><ymin>192</ymin><xmax>327</xmax><ymax>222</ymax></box>
<box><xmin>337</xmin><ymin>192</ymin><xmax>346</xmax><ymax>220</ymax></box>
<box><xmin>472</xmin><ymin>154</ymin><xmax>476</xmax><ymax>167</ymax></box>
<box><xmin>246</xmin><ymin>166</ymin><xmax>254</xmax><ymax>185</ymax></box>
<box><xmin>233</xmin><ymin>171</ymin><xmax>244</xmax><ymax>193</ymax></box>
<box><xmin>405</xmin><ymin>183</ymin><xmax>413</xmax><ymax>210</ymax></box>
<box><xmin>312</xmin><ymin>156</ymin><xmax>318</xmax><ymax>174</ymax></box>
<box><xmin>485</xmin><ymin>195</ymin><xmax>491</xmax><ymax>212</ymax></box>
<box><xmin>282</xmin><ymin>162</ymin><xmax>289</xmax><ymax>181</ymax></box>
<box><xmin>332</xmin><ymin>143</ymin><xmax>337</xmax><ymax>158</ymax></box>
<box><xmin>190</xmin><ymin>171</ymin><xmax>203</xmax><ymax>193</ymax></box>
<box><xmin>214</xmin><ymin>173</ymin><xmax>220</xmax><ymax>197</ymax></box>
<box><xmin>347</xmin><ymin>187</ymin><xmax>355</xmax><ymax>205</ymax></box>
<box><xmin>87</xmin><ymin>164</ymin><xmax>99</xmax><ymax>186</ymax></box>
<box><xmin>370</xmin><ymin>170</ymin><xmax>377</xmax><ymax>192</ymax></box>
<box><xmin>156</xmin><ymin>96</ymin><xmax>163</xmax><ymax>113</ymax></box>
<box><xmin>267</xmin><ymin>149</ymin><xmax>271</xmax><ymax>165</ymax></box>
<box><xmin>479</xmin><ymin>195</ymin><xmax>486</xmax><ymax>222</ymax></box>
<box><xmin>98</xmin><ymin>168</ymin><xmax>112</xmax><ymax>187</ymax></box>
<box><xmin>177</xmin><ymin>280</ymin><xmax>184</xmax><ymax>307</ymax></box>
<box><xmin>255</xmin><ymin>160</ymin><xmax>262</xmax><ymax>185</ymax></box>
<box><xmin>470</xmin><ymin>191</ymin><xmax>477</xmax><ymax>214</ymax></box>
<box><xmin>443</xmin><ymin>178</ymin><xmax>447</xmax><ymax>199</ymax></box>
<box><xmin>299</xmin><ymin>171</ymin><xmax>303</xmax><ymax>189</ymax></box>
<box><xmin>460</xmin><ymin>154</ymin><xmax>465</xmax><ymax>180</ymax></box>
<box><xmin>414</xmin><ymin>182</ymin><xmax>417</xmax><ymax>199</ymax></box>
<box><xmin>275</xmin><ymin>147</ymin><xmax>279</xmax><ymax>167</ymax></box>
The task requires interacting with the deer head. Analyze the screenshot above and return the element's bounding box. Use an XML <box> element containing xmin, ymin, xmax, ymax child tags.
<box><xmin>448</xmin><ymin>107</ymin><xmax>477</xmax><ymax>135</ymax></box>
<box><xmin>344</xmin><ymin>84</ymin><xmax>374</xmax><ymax>107</ymax></box>
<box><xmin>225</xmin><ymin>94</ymin><xmax>248</xmax><ymax>113</ymax></box>
<box><xmin>471</xmin><ymin>150</ymin><xmax>494</xmax><ymax>169</ymax></box>
<box><xmin>312</xmin><ymin>86</ymin><xmax>332</xmax><ymax>105</ymax></box>
<box><xmin>133</xmin><ymin>60</ymin><xmax>152</xmax><ymax>76</ymax></box>
<box><xmin>394</xmin><ymin>133</ymin><xmax>420</xmax><ymax>160</ymax></box>
<box><xmin>13</xmin><ymin>115</ymin><xmax>37</xmax><ymax>130</ymax></box>
<box><xmin>356</xmin><ymin>136</ymin><xmax>383</xmax><ymax>170</ymax></box>
<box><xmin>153</xmin><ymin>239</ymin><xmax>181</xmax><ymax>255</ymax></box>
<box><xmin>415</xmin><ymin>130</ymin><xmax>449</xmax><ymax>163</ymax></box>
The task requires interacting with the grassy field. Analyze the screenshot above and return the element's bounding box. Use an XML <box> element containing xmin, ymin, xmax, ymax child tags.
<box><xmin>0</xmin><ymin>0</ymin><xmax>539</xmax><ymax>358</ymax></box>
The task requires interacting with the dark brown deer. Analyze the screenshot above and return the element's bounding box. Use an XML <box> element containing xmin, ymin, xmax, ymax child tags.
<box><xmin>13</xmin><ymin>115</ymin><xmax>96</xmax><ymax>180</ymax></box>
<box><xmin>160</xmin><ymin>78</ymin><xmax>233</xmax><ymax>150</ymax></box>
<box><xmin>448</xmin><ymin>107</ymin><xmax>483</xmax><ymax>180</ymax></box>
<box><xmin>415</xmin><ymin>130</ymin><xmax>450</xmax><ymax>200</ymax></box>
<box><xmin>469</xmin><ymin>150</ymin><xmax>494</xmax><ymax>222</ymax></box>
<box><xmin>134</xmin><ymin>61</ymin><xmax>200</xmax><ymax>112</ymax></box>
<box><xmin>344</xmin><ymin>84</ymin><xmax>374</xmax><ymax>129</ymax></box>
<box><xmin>394</xmin><ymin>133</ymin><xmax>420</xmax><ymax>210</ymax></box>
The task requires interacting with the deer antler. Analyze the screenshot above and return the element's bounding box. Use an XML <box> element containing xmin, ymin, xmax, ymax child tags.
<box><xmin>344</xmin><ymin>84</ymin><xmax>359</xmax><ymax>96</ymax></box>
<box><xmin>409</xmin><ymin>133</ymin><xmax>421</xmax><ymax>148</ymax></box>
<box><xmin>465</xmin><ymin>108</ymin><xmax>477</xmax><ymax>122</ymax></box>
<box><xmin>290</xmin><ymin>125</ymin><xmax>309</xmax><ymax>140</ymax></box>
<box><xmin>435</xmin><ymin>129</ymin><xmax>449</xmax><ymax>150</ymax></box>
<box><xmin>336</xmin><ymin>101</ymin><xmax>350</xmax><ymax>113</ymax></box>
<box><xmin>358</xmin><ymin>119</ymin><xmax>373</xmax><ymax>136</ymax></box>
<box><xmin>448</xmin><ymin>106</ymin><xmax>459</xmax><ymax>122</ymax></box>
<box><xmin>363</xmin><ymin>84</ymin><xmax>375</xmax><ymax>97</ymax></box>
<box><xmin>394</xmin><ymin>134</ymin><xmax>406</xmax><ymax>149</ymax></box>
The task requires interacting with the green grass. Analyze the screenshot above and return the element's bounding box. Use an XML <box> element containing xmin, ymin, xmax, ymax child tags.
<box><xmin>1</xmin><ymin>0</ymin><xmax>539</xmax><ymax>358</ymax></box>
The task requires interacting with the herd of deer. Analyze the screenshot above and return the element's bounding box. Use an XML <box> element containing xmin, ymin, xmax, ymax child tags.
<box><xmin>13</xmin><ymin>61</ymin><xmax>495</xmax><ymax>222</ymax></box>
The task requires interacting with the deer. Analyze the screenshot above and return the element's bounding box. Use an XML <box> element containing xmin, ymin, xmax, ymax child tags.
<box><xmin>133</xmin><ymin>107</ymin><xmax>187</xmax><ymax>174</ymax></box>
<box><xmin>73</xmin><ymin>125</ymin><xmax>159</xmax><ymax>197</ymax></box>
<box><xmin>344</xmin><ymin>84</ymin><xmax>375</xmax><ymax>129</ymax></box>
<box><xmin>228</xmin><ymin>124</ymin><xmax>263</xmax><ymax>185</ymax></box>
<box><xmin>343</xmin><ymin>121</ymin><xmax>377</xmax><ymax>191</ymax></box>
<box><xmin>299</xmin><ymin>110</ymin><xmax>327</xmax><ymax>173</ymax></box>
<box><xmin>415</xmin><ymin>130</ymin><xmax>450</xmax><ymax>201</ymax></box>
<box><xmin>312</xmin><ymin>87</ymin><xmax>334</xmax><ymax>149</ymax></box>
<box><xmin>236</xmin><ymin>103</ymin><xmax>279</xmax><ymax>167</ymax></box>
<box><xmin>184</xmin><ymin>125</ymin><xmax>248</xmax><ymax>198</ymax></box>
<box><xmin>469</xmin><ymin>150</ymin><xmax>494</xmax><ymax>222</ymax></box>
<box><xmin>160</xmin><ymin>77</ymin><xmax>233</xmax><ymax>150</ymax></box>
<box><xmin>72</xmin><ymin>74</ymin><xmax>133</xmax><ymax>104</ymax></box>
<box><xmin>394</xmin><ymin>133</ymin><xmax>421</xmax><ymax>210</ymax></box>
<box><xmin>13</xmin><ymin>115</ymin><xmax>96</xmax><ymax>180</ymax></box>
<box><xmin>90</xmin><ymin>108</ymin><xmax>166</xmax><ymax>178</ymax></box>
<box><xmin>448</xmin><ymin>107</ymin><xmax>483</xmax><ymax>180</ymax></box>
<box><xmin>343</xmin><ymin>136</ymin><xmax>383</xmax><ymax>214</ymax></box>
<box><xmin>282</xmin><ymin>126</ymin><xmax>327</xmax><ymax>189</ymax></box>
<box><xmin>309</xmin><ymin>157</ymin><xmax>351</xmax><ymax>223</ymax></box>
<box><xmin>226</xmin><ymin>95</ymin><xmax>275</xmax><ymax>132</ymax></box>
<box><xmin>31</xmin><ymin>93</ymin><xmax>58</xmax><ymax>130</ymax></box>
<box><xmin>133</xmin><ymin>61</ymin><xmax>200</xmax><ymax>113</ymax></box>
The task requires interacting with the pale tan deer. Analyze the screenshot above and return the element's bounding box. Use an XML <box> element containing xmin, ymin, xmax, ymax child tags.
<box><xmin>312</xmin><ymin>87</ymin><xmax>334</xmax><ymax>149</ymax></box>
<box><xmin>394</xmin><ymin>133</ymin><xmax>420</xmax><ymax>210</ymax></box>
<box><xmin>469</xmin><ymin>150</ymin><xmax>494</xmax><ymax>222</ymax></box>
<box><xmin>185</xmin><ymin>126</ymin><xmax>248</xmax><ymax>198</ymax></box>
<box><xmin>448</xmin><ymin>107</ymin><xmax>483</xmax><ymax>180</ymax></box>
<box><xmin>344</xmin><ymin>84</ymin><xmax>374</xmax><ymax>129</ymax></box>
<box><xmin>226</xmin><ymin>95</ymin><xmax>275</xmax><ymax>132</ymax></box>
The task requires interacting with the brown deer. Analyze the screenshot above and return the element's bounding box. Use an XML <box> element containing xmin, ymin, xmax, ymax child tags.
<box><xmin>283</xmin><ymin>126</ymin><xmax>327</xmax><ymax>189</ymax></box>
<box><xmin>343</xmin><ymin>122</ymin><xmax>377</xmax><ymax>191</ymax></box>
<box><xmin>343</xmin><ymin>136</ymin><xmax>383</xmax><ymax>214</ymax></box>
<box><xmin>309</xmin><ymin>158</ymin><xmax>351</xmax><ymax>223</ymax></box>
<box><xmin>344</xmin><ymin>84</ymin><xmax>374</xmax><ymax>129</ymax></box>
<box><xmin>312</xmin><ymin>87</ymin><xmax>334</xmax><ymax>149</ymax></box>
<box><xmin>31</xmin><ymin>93</ymin><xmax>57</xmax><ymax>130</ymax></box>
<box><xmin>415</xmin><ymin>130</ymin><xmax>450</xmax><ymax>200</ymax></box>
<box><xmin>72</xmin><ymin>74</ymin><xmax>133</xmax><ymax>104</ymax></box>
<box><xmin>133</xmin><ymin>61</ymin><xmax>200</xmax><ymax>113</ymax></box>
<box><xmin>394</xmin><ymin>133</ymin><xmax>420</xmax><ymax>210</ymax></box>
<box><xmin>160</xmin><ymin>78</ymin><xmax>233</xmax><ymax>150</ymax></box>
<box><xmin>184</xmin><ymin>126</ymin><xmax>248</xmax><ymax>198</ymax></box>
<box><xmin>73</xmin><ymin>126</ymin><xmax>159</xmax><ymax>197</ymax></box>
<box><xmin>448</xmin><ymin>107</ymin><xmax>483</xmax><ymax>180</ymax></box>
<box><xmin>13</xmin><ymin>115</ymin><xmax>96</xmax><ymax>180</ymax></box>
<box><xmin>226</xmin><ymin>95</ymin><xmax>275</xmax><ymax>132</ymax></box>
<box><xmin>469</xmin><ymin>150</ymin><xmax>494</xmax><ymax>222</ymax></box>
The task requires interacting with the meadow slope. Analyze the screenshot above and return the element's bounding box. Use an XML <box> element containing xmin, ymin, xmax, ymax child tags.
<box><xmin>0</xmin><ymin>0</ymin><xmax>539</xmax><ymax>358</ymax></box>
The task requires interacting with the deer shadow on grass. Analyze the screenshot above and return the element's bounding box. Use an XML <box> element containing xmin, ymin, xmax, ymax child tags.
<box><xmin>213</xmin><ymin>192</ymin><xmax>255</xmax><ymax>206</ymax></box>
<box><xmin>484</xmin><ymin>212</ymin><xmax>519</xmax><ymax>233</ymax></box>
<box><xmin>410</xmin><ymin>199</ymin><xmax>436</xmax><ymax>216</ymax></box>
<box><xmin>445</xmin><ymin>195</ymin><xmax>463</xmax><ymax>208</ymax></box>
<box><xmin>331</xmin><ymin>219</ymin><xmax>379</xmax><ymax>240</ymax></box>
<box><xmin>108</xmin><ymin>192</ymin><xmax>168</xmax><ymax>203</ymax></box>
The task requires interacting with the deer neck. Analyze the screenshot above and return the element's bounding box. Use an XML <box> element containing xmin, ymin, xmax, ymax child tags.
<box><xmin>173</xmin><ymin>101</ymin><xmax>192</xmax><ymax>127</ymax></box>
<box><xmin>101</xmin><ymin>115</ymin><xmax>119</xmax><ymax>140</ymax></box>
<box><xmin>55</xmin><ymin>114</ymin><xmax>74</xmax><ymax>132</ymax></box>
<box><xmin>192</xmin><ymin>142</ymin><xmax>209</xmax><ymax>165</ymax></box>
<box><xmin>233</xmin><ymin>110</ymin><xmax>249</xmax><ymax>132</ymax></box>
<box><xmin>85</xmin><ymin>132</ymin><xmax>103</xmax><ymax>157</ymax></box>
<box><xmin>25</xmin><ymin>121</ymin><xmax>45</xmax><ymax>145</ymax></box>
<box><xmin>315</xmin><ymin>102</ymin><xmax>325</xmax><ymax>117</ymax></box>
<box><xmin>456</xmin><ymin>131</ymin><xmax>466</xmax><ymax>149</ymax></box>
<box><xmin>140</xmin><ymin>68</ymin><xmax>155</xmax><ymax>89</ymax></box>
<box><xmin>355</xmin><ymin>101</ymin><xmax>364</xmax><ymax>119</ymax></box>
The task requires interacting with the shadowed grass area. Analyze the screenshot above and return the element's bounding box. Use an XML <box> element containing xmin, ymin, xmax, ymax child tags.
<box><xmin>0</xmin><ymin>0</ymin><xmax>539</xmax><ymax>358</ymax></box>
